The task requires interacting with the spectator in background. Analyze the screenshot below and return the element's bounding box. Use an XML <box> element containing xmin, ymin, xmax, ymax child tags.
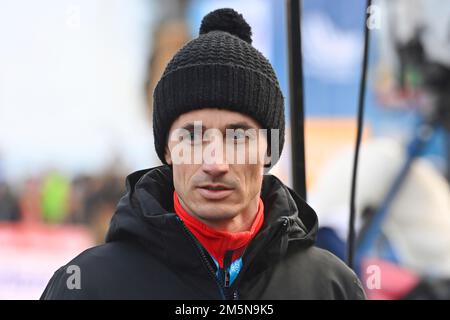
<box><xmin>83</xmin><ymin>173</ymin><xmax>125</xmax><ymax>244</ymax></box>
<box><xmin>18</xmin><ymin>177</ymin><xmax>42</xmax><ymax>223</ymax></box>
<box><xmin>67</xmin><ymin>174</ymin><xmax>93</xmax><ymax>225</ymax></box>
<box><xmin>0</xmin><ymin>182</ymin><xmax>20</xmax><ymax>221</ymax></box>
<box><xmin>41</xmin><ymin>170</ymin><xmax>70</xmax><ymax>224</ymax></box>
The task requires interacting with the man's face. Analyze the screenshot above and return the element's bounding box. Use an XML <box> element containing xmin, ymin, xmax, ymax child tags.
<box><xmin>165</xmin><ymin>108</ymin><xmax>268</xmax><ymax>229</ymax></box>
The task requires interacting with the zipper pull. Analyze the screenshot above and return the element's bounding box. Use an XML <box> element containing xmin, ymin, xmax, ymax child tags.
<box><xmin>224</xmin><ymin>269</ymin><xmax>230</xmax><ymax>288</ymax></box>
<box><xmin>223</xmin><ymin>250</ymin><xmax>233</xmax><ymax>288</ymax></box>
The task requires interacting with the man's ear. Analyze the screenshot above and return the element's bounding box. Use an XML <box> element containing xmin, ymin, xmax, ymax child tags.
<box><xmin>164</xmin><ymin>145</ymin><xmax>172</xmax><ymax>165</ymax></box>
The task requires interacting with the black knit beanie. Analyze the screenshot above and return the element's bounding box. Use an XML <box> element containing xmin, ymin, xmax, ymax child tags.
<box><xmin>153</xmin><ymin>8</ymin><xmax>285</xmax><ymax>167</ymax></box>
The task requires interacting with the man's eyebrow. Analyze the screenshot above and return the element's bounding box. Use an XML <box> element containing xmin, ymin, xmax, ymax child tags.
<box><xmin>180</xmin><ymin>123</ymin><xmax>205</xmax><ymax>131</ymax></box>
<box><xmin>179</xmin><ymin>121</ymin><xmax>257</xmax><ymax>131</ymax></box>
<box><xmin>225</xmin><ymin>122</ymin><xmax>256</xmax><ymax>130</ymax></box>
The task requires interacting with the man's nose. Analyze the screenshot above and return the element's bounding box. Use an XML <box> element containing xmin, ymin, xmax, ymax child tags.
<box><xmin>201</xmin><ymin>161</ymin><xmax>229</xmax><ymax>176</ymax></box>
<box><xmin>201</xmin><ymin>144</ymin><xmax>230</xmax><ymax>176</ymax></box>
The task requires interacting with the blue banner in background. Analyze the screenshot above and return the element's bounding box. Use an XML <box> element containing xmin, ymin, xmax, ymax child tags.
<box><xmin>302</xmin><ymin>0</ymin><xmax>366</xmax><ymax>117</ymax></box>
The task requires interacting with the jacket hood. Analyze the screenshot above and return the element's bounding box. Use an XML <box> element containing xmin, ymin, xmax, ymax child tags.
<box><xmin>105</xmin><ymin>165</ymin><xmax>318</xmax><ymax>270</ymax></box>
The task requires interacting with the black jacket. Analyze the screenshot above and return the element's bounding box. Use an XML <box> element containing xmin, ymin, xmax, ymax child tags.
<box><xmin>41</xmin><ymin>165</ymin><xmax>365</xmax><ymax>300</ymax></box>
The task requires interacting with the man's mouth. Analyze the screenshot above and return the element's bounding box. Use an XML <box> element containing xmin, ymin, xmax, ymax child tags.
<box><xmin>197</xmin><ymin>184</ymin><xmax>234</xmax><ymax>200</ymax></box>
<box><xmin>199</xmin><ymin>184</ymin><xmax>232</xmax><ymax>190</ymax></box>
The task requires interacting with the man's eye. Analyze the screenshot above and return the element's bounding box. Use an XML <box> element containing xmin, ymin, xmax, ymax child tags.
<box><xmin>185</xmin><ymin>131</ymin><xmax>202</xmax><ymax>144</ymax></box>
<box><xmin>227</xmin><ymin>132</ymin><xmax>247</xmax><ymax>143</ymax></box>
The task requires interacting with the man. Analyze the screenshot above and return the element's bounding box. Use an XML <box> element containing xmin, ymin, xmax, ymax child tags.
<box><xmin>41</xmin><ymin>8</ymin><xmax>365</xmax><ymax>300</ymax></box>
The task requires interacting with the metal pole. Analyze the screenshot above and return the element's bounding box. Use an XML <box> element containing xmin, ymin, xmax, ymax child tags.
<box><xmin>286</xmin><ymin>0</ymin><xmax>307</xmax><ymax>200</ymax></box>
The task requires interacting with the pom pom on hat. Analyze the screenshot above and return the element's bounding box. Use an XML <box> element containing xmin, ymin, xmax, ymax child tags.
<box><xmin>199</xmin><ymin>8</ymin><xmax>252</xmax><ymax>44</ymax></box>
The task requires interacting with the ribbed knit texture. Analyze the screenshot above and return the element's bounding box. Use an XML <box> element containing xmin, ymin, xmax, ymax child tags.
<box><xmin>152</xmin><ymin>9</ymin><xmax>285</xmax><ymax>167</ymax></box>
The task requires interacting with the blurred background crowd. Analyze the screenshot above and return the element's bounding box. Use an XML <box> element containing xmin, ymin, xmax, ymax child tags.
<box><xmin>0</xmin><ymin>0</ymin><xmax>448</xmax><ymax>299</ymax></box>
<box><xmin>0</xmin><ymin>157</ymin><xmax>125</xmax><ymax>243</ymax></box>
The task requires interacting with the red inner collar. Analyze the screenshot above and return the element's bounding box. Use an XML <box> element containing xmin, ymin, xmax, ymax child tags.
<box><xmin>173</xmin><ymin>191</ymin><xmax>264</xmax><ymax>268</ymax></box>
